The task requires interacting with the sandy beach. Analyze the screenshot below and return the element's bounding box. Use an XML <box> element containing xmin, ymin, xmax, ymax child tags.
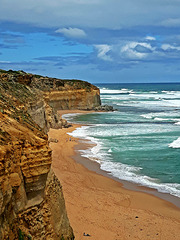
<box><xmin>48</xmin><ymin>111</ymin><xmax>180</xmax><ymax>240</ymax></box>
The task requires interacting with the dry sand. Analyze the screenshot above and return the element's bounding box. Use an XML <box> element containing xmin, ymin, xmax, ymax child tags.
<box><xmin>48</xmin><ymin>110</ymin><xmax>180</xmax><ymax>240</ymax></box>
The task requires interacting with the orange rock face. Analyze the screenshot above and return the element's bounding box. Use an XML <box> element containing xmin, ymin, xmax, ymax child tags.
<box><xmin>44</xmin><ymin>88</ymin><xmax>100</xmax><ymax>111</ymax></box>
<box><xmin>0</xmin><ymin>70</ymin><xmax>100</xmax><ymax>239</ymax></box>
<box><xmin>1</xmin><ymin>71</ymin><xmax>100</xmax><ymax>239</ymax></box>
<box><xmin>0</xmin><ymin>110</ymin><xmax>56</xmax><ymax>239</ymax></box>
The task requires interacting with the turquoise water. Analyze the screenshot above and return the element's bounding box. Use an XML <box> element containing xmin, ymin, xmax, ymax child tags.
<box><xmin>64</xmin><ymin>83</ymin><xmax>180</xmax><ymax>197</ymax></box>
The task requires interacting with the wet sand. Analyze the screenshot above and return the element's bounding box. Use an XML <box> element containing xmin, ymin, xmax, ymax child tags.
<box><xmin>49</xmin><ymin>110</ymin><xmax>180</xmax><ymax>240</ymax></box>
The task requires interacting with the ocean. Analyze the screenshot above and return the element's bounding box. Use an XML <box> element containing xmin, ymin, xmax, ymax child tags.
<box><xmin>63</xmin><ymin>83</ymin><xmax>180</xmax><ymax>198</ymax></box>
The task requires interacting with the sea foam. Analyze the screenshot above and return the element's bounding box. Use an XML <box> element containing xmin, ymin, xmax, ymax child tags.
<box><xmin>169</xmin><ymin>137</ymin><xmax>180</xmax><ymax>149</ymax></box>
<box><xmin>101</xmin><ymin>161</ymin><xmax>180</xmax><ymax>198</ymax></box>
<box><xmin>69</xmin><ymin>125</ymin><xmax>180</xmax><ymax>198</ymax></box>
<box><xmin>100</xmin><ymin>88</ymin><xmax>134</xmax><ymax>94</ymax></box>
<box><xmin>64</xmin><ymin>84</ymin><xmax>180</xmax><ymax>199</ymax></box>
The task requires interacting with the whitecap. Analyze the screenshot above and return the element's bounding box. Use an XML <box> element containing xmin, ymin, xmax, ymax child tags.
<box><xmin>161</xmin><ymin>90</ymin><xmax>176</xmax><ymax>94</ymax></box>
<box><xmin>163</xmin><ymin>99</ymin><xmax>180</xmax><ymax>107</ymax></box>
<box><xmin>100</xmin><ymin>161</ymin><xmax>180</xmax><ymax>198</ymax></box>
<box><xmin>169</xmin><ymin>137</ymin><xmax>180</xmax><ymax>149</ymax></box>
<box><xmin>141</xmin><ymin>114</ymin><xmax>153</xmax><ymax>119</ymax></box>
<box><xmin>62</xmin><ymin>113</ymin><xmax>83</xmax><ymax>122</ymax></box>
<box><xmin>100</xmin><ymin>89</ymin><xmax>134</xmax><ymax>94</ymax></box>
<box><xmin>141</xmin><ymin>111</ymin><xmax>180</xmax><ymax>120</ymax></box>
<box><xmin>154</xmin><ymin>117</ymin><xmax>165</xmax><ymax>121</ymax></box>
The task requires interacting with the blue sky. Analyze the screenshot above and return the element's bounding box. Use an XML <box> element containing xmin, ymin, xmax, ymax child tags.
<box><xmin>0</xmin><ymin>0</ymin><xmax>180</xmax><ymax>83</ymax></box>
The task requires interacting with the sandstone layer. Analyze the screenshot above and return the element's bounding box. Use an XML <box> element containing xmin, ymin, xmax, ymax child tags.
<box><xmin>0</xmin><ymin>69</ymin><xmax>100</xmax><ymax>239</ymax></box>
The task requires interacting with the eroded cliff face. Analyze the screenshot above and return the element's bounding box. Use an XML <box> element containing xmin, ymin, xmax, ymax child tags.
<box><xmin>0</xmin><ymin>70</ymin><xmax>102</xmax><ymax>239</ymax></box>
<box><xmin>0</xmin><ymin>69</ymin><xmax>101</xmax><ymax>239</ymax></box>
<box><xmin>44</xmin><ymin>88</ymin><xmax>100</xmax><ymax>111</ymax></box>
<box><xmin>0</xmin><ymin>114</ymin><xmax>73</xmax><ymax>239</ymax></box>
<box><xmin>0</xmin><ymin>70</ymin><xmax>101</xmax><ymax>132</ymax></box>
<box><xmin>28</xmin><ymin>75</ymin><xmax>101</xmax><ymax>131</ymax></box>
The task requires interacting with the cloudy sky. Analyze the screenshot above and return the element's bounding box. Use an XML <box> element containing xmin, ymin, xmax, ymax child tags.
<box><xmin>0</xmin><ymin>0</ymin><xmax>180</xmax><ymax>83</ymax></box>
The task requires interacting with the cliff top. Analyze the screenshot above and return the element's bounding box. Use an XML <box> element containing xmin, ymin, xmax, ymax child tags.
<box><xmin>0</xmin><ymin>69</ymin><xmax>98</xmax><ymax>91</ymax></box>
<box><xmin>0</xmin><ymin>69</ymin><xmax>100</xmax><ymax>145</ymax></box>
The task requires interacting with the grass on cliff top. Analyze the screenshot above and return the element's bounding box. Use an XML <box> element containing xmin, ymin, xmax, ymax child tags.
<box><xmin>0</xmin><ymin>69</ymin><xmax>27</xmax><ymax>75</ymax></box>
<box><xmin>0</xmin><ymin>69</ymin><xmax>98</xmax><ymax>90</ymax></box>
<box><xmin>0</xmin><ymin>79</ymin><xmax>35</xmax><ymax>103</ymax></box>
<box><xmin>0</xmin><ymin>75</ymin><xmax>45</xmax><ymax>139</ymax></box>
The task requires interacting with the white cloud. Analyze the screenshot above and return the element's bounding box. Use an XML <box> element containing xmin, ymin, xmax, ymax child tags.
<box><xmin>95</xmin><ymin>44</ymin><xmax>112</xmax><ymax>61</ymax></box>
<box><xmin>55</xmin><ymin>27</ymin><xmax>86</xmax><ymax>38</ymax></box>
<box><xmin>161</xmin><ymin>44</ymin><xmax>180</xmax><ymax>51</ymax></box>
<box><xmin>121</xmin><ymin>42</ymin><xmax>154</xmax><ymax>59</ymax></box>
<box><xmin>161</xmin><ymin>18</ymin><xmax>180</xmax><ymax>27</ymax></box>
<box><xmin>0</xmin><ymin>61</ymin><xmax>11</xmax><ymax>63</ymax></box>
<box><xmin>145</xmin><ymin>36</ymin><xmax>156</xmax><ymax>41</ymax></box>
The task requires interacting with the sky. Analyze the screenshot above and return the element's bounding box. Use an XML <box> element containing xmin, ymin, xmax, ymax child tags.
<box><xmin>0</xmin><ymin>0</ymin><xmax>180</xmax><ymax>83</ymax></box>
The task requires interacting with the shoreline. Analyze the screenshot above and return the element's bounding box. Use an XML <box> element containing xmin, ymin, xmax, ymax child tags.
<box><xmin>73</xmin><ymin>139</ymin><xmax>180</xmax><ymax>209</ymax></box>
<box><xmin>49</xmin><ymin>111</ymin><xmax>180</xmax><ymax>239</ymax></box>
<box><xmin>60</xmin><ymin>110</ymin><xmax>180</xmax><ymax>208</ymax></box>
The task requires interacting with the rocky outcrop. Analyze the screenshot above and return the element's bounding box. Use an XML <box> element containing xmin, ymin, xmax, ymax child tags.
<box><xmin>94</xmin><ymin>104</ymin><xmax>115</xmax><ymax>112</ymax></box>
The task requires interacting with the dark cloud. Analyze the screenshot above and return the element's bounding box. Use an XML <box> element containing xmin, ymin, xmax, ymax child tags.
<box><xmin>1</xmin><ymin>0</ymin><xmax>180</xmax><ymax>30</ymax></box>
<box><xmin>134</xmin><ymin>45</ymin><xmax>153</xmax><ymax>53</ymax></box>
<box><xmin>0</xmin><ymin>21</ymin><xmax>51</xmax><ymax>34</ymax></box>
<box><xmin>34</xmin><ymin>53</ymin><xmax>92</xmax><ymax>67</ymax></box>
<box><xmin>35</xmin><ymin>56</ymin><xmax>63</xmax><ymax>62</ymax></box>
<box><xmin>0</xmin><ymin>43</ymin><xmax>18</xmax><ymax>49</ymax></box>
<box><xmin>0</xmin><ymin>60</ymin><xmax>47</xmax><ymax>67</ymax></box>
<box><xmin>0</xmin><ymin>32</ymin><xmax>25</xmax><ymax>51</ymax></box>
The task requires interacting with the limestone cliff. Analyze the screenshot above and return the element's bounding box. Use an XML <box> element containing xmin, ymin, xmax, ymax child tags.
<box><xmin>28</xmin><ymin>75</ymin><xmax>101</xmax><ymax>131</ymax></box>
<box><xmin>0</xmin><ymin>69</ymin><xmax>100</xmax><ymax>239</ymax></box>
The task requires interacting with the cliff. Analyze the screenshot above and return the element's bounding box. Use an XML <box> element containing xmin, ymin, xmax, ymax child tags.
<box><xmin>0</xmin><ymin>70</ymin><xmax>101</xmax><ymax>239</ymax></box>
<box><xmin>27</xmin><ymin>73</ymin><xmax>100</xmax><ymax>131</ymax></box>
